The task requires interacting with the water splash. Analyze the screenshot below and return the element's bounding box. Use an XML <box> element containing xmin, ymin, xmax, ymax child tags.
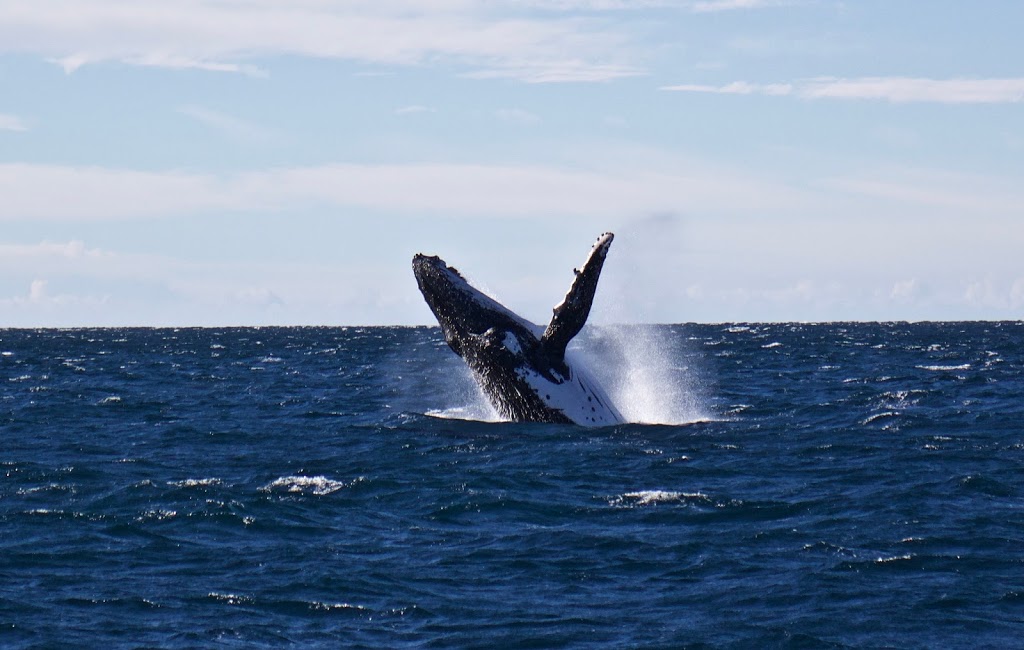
<box><xmin>421</xmin><ymin>325</ymin><xmax>711</xmax><ymax>426</ymax></box>
<box><xmin>426</xmin><ymin>363</ymin><xmax>503</xmax><ymax>423</ymax></box>
<box><xmin>574</xmin><ymin>324</ymin><xmax>713</xmax><ymax>425</ymax></box>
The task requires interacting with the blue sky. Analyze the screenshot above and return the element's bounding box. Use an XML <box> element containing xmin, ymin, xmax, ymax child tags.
<box><xmin>2</xmin><ymin>0</ymin><xmax>1023</xmax><ymax>326</ymax></box>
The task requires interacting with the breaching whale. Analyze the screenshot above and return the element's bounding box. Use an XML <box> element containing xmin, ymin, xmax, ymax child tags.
<box><xmin>412</xmin><ymin>232</ymin><xmax>625</xmax><ymax>426</ymax></box>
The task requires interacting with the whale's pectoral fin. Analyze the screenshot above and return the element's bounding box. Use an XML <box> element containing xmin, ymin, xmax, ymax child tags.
<box><xmin>540</xmin><ymin>232</ymin><xmax>614</xmax><ymax>360</ymax></box>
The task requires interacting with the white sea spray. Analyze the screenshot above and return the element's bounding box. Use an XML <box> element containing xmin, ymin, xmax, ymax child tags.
<box><xmin>575</xmin><ymin>324</ymin><xmax>713</xmax><ymax>425</ymax></box>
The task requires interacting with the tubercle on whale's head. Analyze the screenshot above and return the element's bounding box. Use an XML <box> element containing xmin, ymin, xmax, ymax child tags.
<box><xmin>412</xmin><ymin>252</ymin><xmax>507</xmax><ymax>350</ymax></box>
<box><xmin>413</xmin><ymin>250</ymin><xmax>540</xmax><ymax>360</ymax></box>
<box><xmin>412</xmin><ymin>254</ymin><xmax>468</xmax><ymax>311</ymax></box>
<box><xmin>413</xmin><ymin>252</ymin><xmax>460</xmax><ymax>309</ymax></box>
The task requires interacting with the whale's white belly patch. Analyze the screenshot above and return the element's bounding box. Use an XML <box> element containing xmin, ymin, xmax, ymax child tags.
<box><xmin>517</xmin><ymin>364</ymin><xmax>623</xmax><ymax>426</ymax></box>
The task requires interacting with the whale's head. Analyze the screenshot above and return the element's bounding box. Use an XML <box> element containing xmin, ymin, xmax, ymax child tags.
<box><xmin>413</xmin><ymin>253</ymin><xmax>533</xmax><ymax>356</ymax></box>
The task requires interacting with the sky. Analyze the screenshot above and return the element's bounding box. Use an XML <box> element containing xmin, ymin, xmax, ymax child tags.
<box><xmin>2</xmin><ymin>0</ymin><xmax>1023</xmax><ymax>326</ymax></box>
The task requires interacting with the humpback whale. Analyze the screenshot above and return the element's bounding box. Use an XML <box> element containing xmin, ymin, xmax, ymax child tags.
<box><xmin>413</xmin><ymin>233</ymin><xmax>625</xmax><ymax>426</ymax></box>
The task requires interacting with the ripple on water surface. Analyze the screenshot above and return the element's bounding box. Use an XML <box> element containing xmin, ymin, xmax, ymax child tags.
<box><xmin>0</xmin><ymin>324</ymin><xmax>1022</xmax><ymax>648</ymax></box>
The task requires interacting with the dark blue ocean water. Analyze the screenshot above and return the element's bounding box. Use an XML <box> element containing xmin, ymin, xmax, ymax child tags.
<box><xmin>1</xmin><ymin>323</ymin><xmax>1022</xmax><ymax>649</ymax></box>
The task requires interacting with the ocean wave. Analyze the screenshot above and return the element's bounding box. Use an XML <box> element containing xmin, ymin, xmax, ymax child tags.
<box><xmin>260</xmin><ymin>475</ymin><xmax>360</xmax><ymax>496</ymax></box>
<box><xmin>611</xmin><ymin>490</ymin><xmax>712</xmax><ymax>507</ymax></box>
<box><xmin>168</xmin><ymin>478</ymin><xmax>223</xmax><ymax>488</ymax></box>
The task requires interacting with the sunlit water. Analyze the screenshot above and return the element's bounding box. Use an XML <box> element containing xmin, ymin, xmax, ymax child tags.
<box><xmin>2</xmin><ymin>324</ymin><xmax>1022</xmax><ymax>648</ymax></box>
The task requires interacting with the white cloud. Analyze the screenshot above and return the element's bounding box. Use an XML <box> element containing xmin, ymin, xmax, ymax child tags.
<box><xmin>235</xmin><ymin>287</ymin><xmax>284</xmax><ymax>307</ymax></box>
<box><xmin>0</xmin><ymin>164</ymin><xmax>249</xmax><ymax>220</ymax></box>
<box><xmin>28</xmin><ymin>279</ymin><xmax>47</xmax><ymax>304</ymax></box>
<box><xmin>820</xmin><ymin>166</ymin><xmax>1024</xmax><ymax>216</ymax></box>
<box><xmin>964</xmin><ymin>277</ymin><xmax>1009</xmax><ymax>310</ymax></box>
<box><xmin>0</xmin><ymin>236</ymin><xmax>438</xmax><ymax>326</ymax></box>
<box><xmin>0</xmin><ymin>278</ymin><xmax>110</xmax><ymax>309</ymax></box>
<box><xmin>0</xmin><ymin>113</ymin><xmax>28</xmax><ymax>132</ymax></box>
<box><xmin>0</xmin><ymin>0</ymin><xmax>643</xmax><ymax>83</ymax></box>
<box><xmin>462</xmin><ymin>60</ymin><xmax>640</xmax><ymax>83</ymax></box>
<box><xmin>690</xmin><ymin>0</ymin><xmax>791</xmax><ymax>12</ymax></box>
<box><xmin>394</xmin><ymin>105</ymin><xmax>436</xmax><ymax>115</ymax></box>
<box><xmin>890</xmin><ymin>278</ymin><xmax>921</xmax><ymax>302</ymax></box>
<box><xmin>495</xmin><ymin>107</ymin><xmax>541</xmax><ymax>125</ymax></box>
<box><xmin>1011</xmin><ymin>279</ymin><xmax>1024</xmax><ymax>309</ymax></box>
<box><xmin>0</xmin><ymin>160</ymin><xmax>812</xmax><ymax>222</ymax></box>
<box><xmin>177</xmin><ymin>105</ymin><xmax>282</xmax><ymax>144</ymax></box>
<box><xmin>661</xmin><ymin>81</ymin><xmax>793</xmax><ymax>95</ymax></box>
<box><xmin>801</xmin><ymin>77</ymin><xmax>1024</xmax><ymax>104</ymax></box>
<box><xmin>663</xmin><ymin>77</ymin><xmax>1024</xmax><ymax>104</ymax></box>
<box><xmin>516</xmin><ymin>0</ymin><xmax>792</xmax><ymax>10</ymax></box>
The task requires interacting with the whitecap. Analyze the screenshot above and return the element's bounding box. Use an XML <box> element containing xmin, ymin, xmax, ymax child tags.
<box><xmin>612</xmin><ymin>490</ymin><xmax>710</xmax><ymax>507</ymax></box>
<box><xmin>309</xmin><ymin>601</ymin><xmax>369</xmax><ymax>612</ymax></box>
<box><xmin>208</xmin><ymin>592</ymin><xmax>254</xmax><ymax>605</ymax></box>
<box><xmin>136</xmin><ymin>509</ymin><xmax>177</xmax><ymax>522</ymax></box>
<box><xmin>861</xmin><ymin>411</ymin><xmax>900</xmax><ymax>426</ymax></box>
<box><xmin>169</xmin><ymin>478</ymin><xmax>223</xmax><ymax>488</ymax></box>
<box><xmin>874</xmin><ymin>554</ymin><xmax>913</xmax><ymax>564</ymax></box>
<box><xmin>261</xmin><ymin>475</ymin><xmax>358</xmax><ymax>496</ymax></box>
<box><xmin>916</xmin><ymin>364</ymin><xmax>971</xmax><ymax>372</ymax></box>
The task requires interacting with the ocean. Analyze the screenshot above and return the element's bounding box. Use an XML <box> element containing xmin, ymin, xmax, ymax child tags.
<box><xmin>1</xmin><ymin>323</ymin><xmax>1022</xmax><ymax>648</ymax></box>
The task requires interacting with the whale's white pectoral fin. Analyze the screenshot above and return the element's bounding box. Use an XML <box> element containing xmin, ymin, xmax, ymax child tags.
<box><xmin>540</xmin><ymin>232</ymin><xmax>614</xmax><ymax>360</ymax></box>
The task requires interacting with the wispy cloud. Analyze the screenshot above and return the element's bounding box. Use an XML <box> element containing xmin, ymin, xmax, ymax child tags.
<box><xmin>801</xmin><ymin>77</ymin><xmax>1024</xmax><ymax>104</ymax></box>
<box><xmin>0</xmin><ymin>238</ymin><xmax>429</xmax><ymax>326</ymax></box>
<box><xmin>462</xmin><ymin>61</ymin><xmax>640</xmax><ymax>83</ymax></box>
<box><xmin>662</xmin><ymin>77</ymin><xmax>1024</xmax><ymax>104</ymax></box>
<box><xmin>0</xmin><ymin>279</ymin><xmax>110</xmax><ymax>310</ymax></box>
<box><xmin>5</xmin><ymin>156</ymin><xmax>1022</xmax><ymax>226</ymax></box>
<box><xmin>495</xmin><ymin>108</ymin><xmax>541</xmax><ymax>125</ymax></box>
<box><xmin>0</xmin><ymin>240</ymin><xmax>111</xmax><ymax>260</ymax></box>
<box><xmin>0</xmin><ymin>113</ymin><xmax>28</xmax><ymax>132</ymax></box>
<box><xmin>0</xmin><ymin>159</ymin><xmax>811</xmax><ymax>222</ymax></box>
<box><xmin>510</xmin><ymin>0</ymin><xmax>792</xmax><ymax>11</ymax></box>
<box><xmin>177</xmin><ymin>105</ymin><xmax>282</xmax><ymax>144</ymax></box>
<box><xmin>661</xmin><ymin>81</ymin><xmax>793</xmax><ymax>95</ymax></box>
<box><xmin>0</xmin><ymin>0</ymin><xmax>644</xmax><ymax>83</ymax></box>
<box><xmin>821</xmin><ymin>166</ymin><xmax>1024</xmax><ymax>214</ymax></box>
<box><xmin>394</xmin><ymin>105</ymin><xmax>436</xmax><ymax>115</ymax></box>
<box><xmin>690</xmin><ymin>0</ymin><xmax>791</xmax><ymax>12</ymax></box>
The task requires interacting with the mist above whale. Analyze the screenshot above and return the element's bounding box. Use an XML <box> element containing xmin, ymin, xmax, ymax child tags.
<box><xmin>412</xmin><ymin>233</ymin><xmax>624</xmax><ymax>426</ymax></box>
